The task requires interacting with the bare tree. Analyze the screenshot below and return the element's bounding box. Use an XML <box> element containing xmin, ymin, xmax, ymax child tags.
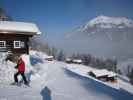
<box><xmin>57</xmin><ymin>49</ymin><xmax>65</xmax><ymax>61</ymax></box>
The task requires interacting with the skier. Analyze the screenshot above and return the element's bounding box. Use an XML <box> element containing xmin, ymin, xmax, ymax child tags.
<box><xmin>13</xmin><ymin>57</ymin><xmax>29</xmax><ymax>85</ymax></box>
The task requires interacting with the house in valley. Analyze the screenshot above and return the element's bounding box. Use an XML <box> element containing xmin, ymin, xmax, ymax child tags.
<box><xmin>65</xmin><ymin>58</ymin><xmax>82</xmax><ymax>64</ymax></box>
<box><xmin>0</xmin><ymin>21</ymin><xmax>41</xmax><ymax>60</ymax></box>
<box><xmin>65</xmin><ymin>58</ymin><xmax>73</xmax><ymax>64</ymax></box>
<box><xmin>88</xmin><ymin>69</ymin><xmax>117</xmax><ymax>82</ymax></box>
<box><xmin>72</xmin><ymin>59</ymin><xmax>83</xmax><ymax>64</ymax></box>
<box><xmin>45</xmin><ymin>56</ymin><xmax>54</xmax><ymax>61</ymax></box>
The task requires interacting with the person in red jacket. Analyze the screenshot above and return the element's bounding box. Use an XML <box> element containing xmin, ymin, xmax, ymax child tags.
<box><xmin>14</xmin><ymin>57</ymin><xmax>28</xmax><ymax>85</ymax></box>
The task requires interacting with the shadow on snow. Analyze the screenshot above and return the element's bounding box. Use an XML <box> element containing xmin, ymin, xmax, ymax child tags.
<box><xmin>40</xmin><ymin>86</ymin><xmax>52</xmax><ymax>100</ymax></box>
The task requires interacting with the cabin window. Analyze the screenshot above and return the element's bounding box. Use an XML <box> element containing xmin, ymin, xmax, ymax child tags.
<box><xmin>0</xmin><ymin>41</ymin><xmax>6</xmax><ymax>48</ymax></box>
<box><xmin>14</xmin><ymin>41</ymin><xmax>25</xmax><ymax>48</ymax></box>
<box><xmin>14</xmin><ymin>41</ymin><xmax>21</xmax><ymax>48</ymax></box>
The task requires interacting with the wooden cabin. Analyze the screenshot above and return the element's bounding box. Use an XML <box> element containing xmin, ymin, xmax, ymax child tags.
<box><xmin>0</xmin><ymin>21</ymin><xmax>41</xmax><ymax>60</ymax></box>
<box><xmin>72</xmin><ymin>59</ymin><xmax>83</xmax><ymax>64</ymax></box>
<box><xmin>45</xmin><ymin>56</ymin><xmax>54</xmax><ymax>61</ymax></box>
<box><xmin>65</xmin><ymin>58</ymin><xmax>73</xmax><ymax>64</ymax></box>
<box><xmin>88</xmin><ymin>69</ymin><xmax>117</xmax><ymax>82</ymax></box>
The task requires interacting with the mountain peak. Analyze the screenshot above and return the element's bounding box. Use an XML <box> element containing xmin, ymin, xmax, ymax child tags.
<box><xmin>82</xmin><ymin>15</ymin><xmax>133</xmax><ymax>30</ymax></box>
<box><xmin>93</xmin><ymin>15</ymin><xmax>110</xmax><ymax>20</ymax></box>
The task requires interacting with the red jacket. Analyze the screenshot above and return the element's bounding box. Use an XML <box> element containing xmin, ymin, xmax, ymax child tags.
<box><xmin>18</xmin><ymin>60</ymin><xmax>25</xmax><ymax>72</ymax></box>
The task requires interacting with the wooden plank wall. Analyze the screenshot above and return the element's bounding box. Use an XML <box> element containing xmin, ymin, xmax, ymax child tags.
<box><xmin>0</xmin><ymin>34</ymin><xmax>31</xmax><ymax>54</ymax></box>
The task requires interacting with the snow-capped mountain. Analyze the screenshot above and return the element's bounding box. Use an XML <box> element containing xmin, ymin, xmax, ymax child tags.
<box><xmin>80</xmin><ymin>15</ymin><xmax>133</xmax><ymax>31</ymax></box>
<box><xmin>66</xmin><ymin>15</ymin><xmax>133</xmax><ymax>39</ymax></box>
<box><xmin>63</xmin><ymin>15</ymin><xmax>133</xmax><ymax>60</ymax></box>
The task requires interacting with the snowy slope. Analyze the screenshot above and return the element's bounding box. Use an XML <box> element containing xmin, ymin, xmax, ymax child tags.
<box><xmin>65</xmin><ymin>63</ymin><xmax>133</xmax><ymax>94</ymax></box>
<box><xmin>0</xmin><ymin>51</ymin><xmax>133</xmax><ymax>100</ymax></box>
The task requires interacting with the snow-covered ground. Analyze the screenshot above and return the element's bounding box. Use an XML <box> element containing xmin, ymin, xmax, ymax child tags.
<box><xmin>65</xmin><ymin>64</ymin><xmax>133</xmax><ymax>94</ymax></box>
<box><xmin>0</xmin><ymin>51</ymin><xmax>133</xmax><ymax>100</ymax></box>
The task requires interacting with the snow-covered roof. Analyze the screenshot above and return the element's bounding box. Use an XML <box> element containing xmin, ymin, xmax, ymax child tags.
<box><xmin>0</xmin><ymin>21</ymin><xmax>41</xmax><ymax>35</ymax></box>
<box><xmin>108</xmin><ymin>71</ymin><xmax>116</xmax><ymax>77</ymax></box>
<box><xmin>90</xmin><ymin>69</ymin><xmax>116</xmax><ymax>77</ymax></box>
<box><xmin>66</xmin><ymin>58</ymin><xmax>72</xmax><ymax>61</ymax></box>
<box><xmin>73</xmin><ymin>59</ymin><xmax>82</xmax><ymax>63</ymax></box>
<box><xmin>45</xmin><ymin>56</ymin><xmax>54</xmax><ymax>59</ymax></box>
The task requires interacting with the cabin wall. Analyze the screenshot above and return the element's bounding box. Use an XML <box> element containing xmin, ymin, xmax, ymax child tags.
<box><xmin>0</xmin><ymin>34</ymin><xmax>31</xmax><ymax>55</ymax></box>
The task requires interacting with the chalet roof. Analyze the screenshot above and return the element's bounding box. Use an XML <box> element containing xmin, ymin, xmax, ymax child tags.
<box><xmin>66</xmin><ymin>58</ymin><xmax>72</xmax><ymax>62</ymax></box>
<box><xmin>45</xmin><ymin>56</ymin><xmax>54</xmax><ymax>59</ymax></box>
<box><xmin>73</xmin><ymin>59</ymin><xmax>82</xmax><ymax>63</ymax></box>
<box><xmin>90</xmin><ymin>69</ymin><xmax>116</xmax><ymax>77</ymax></box>
<box><xmin>0</xmin><ymin>21</ymin><xmax>41</xmax><ymax>35</ymax></box>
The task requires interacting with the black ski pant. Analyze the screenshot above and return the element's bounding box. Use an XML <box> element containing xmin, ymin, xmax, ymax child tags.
<box><xmin>14</xmin><ymin>71</ymin><xmax>28</xmax><ymax>84</ymax></box>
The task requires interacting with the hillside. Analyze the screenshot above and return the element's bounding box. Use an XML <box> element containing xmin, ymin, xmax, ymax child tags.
<box><xmin>0</xmin><ymin>51</ymin><xmax>133</xmax><ymax>100</ymax></box>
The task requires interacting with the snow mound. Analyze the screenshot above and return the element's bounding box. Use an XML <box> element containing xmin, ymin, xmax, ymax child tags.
<box><xmin>30</xmin><ymin>50</ymin><xmax>49</xmax><ymax>60</ymax></box>
<box><xmin>0</xmin><ymin>53</ymin><xmax>16</xmax><ymax>84</ymax></box>
<box><xmin>28</xmin><ymin>50</ymin><xmax>50</xmax><ymax>81</ymax></box>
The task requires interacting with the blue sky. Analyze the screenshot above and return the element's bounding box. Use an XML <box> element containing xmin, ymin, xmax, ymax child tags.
<box><xmin>1</xmin><ymin>0</ymin><xmax>133</xmax><ymax>41</ymax></box>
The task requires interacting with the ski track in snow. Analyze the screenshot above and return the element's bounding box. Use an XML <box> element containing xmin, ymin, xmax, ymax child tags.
<box><xmin>0</xmin><ymin>53</ymin><xmax>133</xmax><ymax>100</ymax></box>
